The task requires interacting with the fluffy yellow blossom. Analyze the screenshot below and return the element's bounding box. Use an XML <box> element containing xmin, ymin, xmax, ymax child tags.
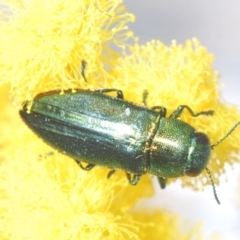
<box><xmin>0</xmin><ymin>0</ymin><xmax>135</xmax><ymax>104</ymax></box>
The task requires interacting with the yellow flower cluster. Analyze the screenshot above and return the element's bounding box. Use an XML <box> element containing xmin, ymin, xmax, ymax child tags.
<box><xmin>0</xmin><ymin>0</ymin><xmax>239</xmax><ymax>239</ymax></box>
<box><xmin>0</xmin><ymin>0</ymin><xmax>135</xmax><ymax>104</ymax></box>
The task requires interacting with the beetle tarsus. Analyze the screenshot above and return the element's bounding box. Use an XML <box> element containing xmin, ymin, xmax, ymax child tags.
<box><xmin>126</xmin><ymin>173</ymin><xmax>141</xmax><ymax>185</ymax></box>
<box><xmin>170</xmin><ymin>105</ymin><xmax>214</xmax><ymax>119</ymax></box>
<box><xmin>78</xmin><ymin>162</ymin><xmax>95</xmax><ymax>171</ymax></box>
<box><xmin>157</xmin><ymin>176</ymin><xmax>167</xmax><ymax>189</ymax></box>
<box><xmin>107</xmin><ymin>169</ymin><xmax>116</xmax><ymax>178</ymax></box>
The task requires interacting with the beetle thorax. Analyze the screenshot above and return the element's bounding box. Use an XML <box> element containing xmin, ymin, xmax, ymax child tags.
<box><xmin>149</xmin><ymin>118</ymin><xmax>211</xmax><ymax>178</ymax></box>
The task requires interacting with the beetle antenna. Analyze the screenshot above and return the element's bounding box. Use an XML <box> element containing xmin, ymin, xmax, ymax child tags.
<box><xmin>205</xmin><ymin>167</ymin><xmax>220</xmax><ymax>204</ymax></box>
<box><xmin>211</xmin><ymin>121</ymin><xmax>240</xmax><ymax>149</ymax></box>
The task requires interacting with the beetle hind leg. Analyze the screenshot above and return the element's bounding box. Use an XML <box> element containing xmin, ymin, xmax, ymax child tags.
<box><xmin>77</xmin><ymin>161</ymin><xmax>95</xmax><ymax>171</ymax></box>
<box><xmin>126</xmin><ymin>173</ymin><xmax>142</xmax><ymax>185</ymax></box>
<box><xmin>81</xmin><ymin>60</ymin><xmax>87</xmax><ymax>82</ymax></box>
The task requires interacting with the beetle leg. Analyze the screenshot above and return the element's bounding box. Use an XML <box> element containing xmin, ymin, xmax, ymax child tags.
<box><xmin>169</xmin><ymin>105</ymin><xmax>214</xmax><ymax>119</ymax></box>
<box><xmin>157</xmin><ymin>177</ymin><xmax>167</xmax><ymax>189</ymax></box>
<box><xmin>95</xmin><ymin>89</ymin><xmax>124</xmax><ymax>99</ymax></box>
<box><xmin>142</xmin><ymin>90</ymin><xmax>149</xmax><ymax>106</ymax></box>
<box><xmin>81</xmin><ymin>60</ymin><xmax>87</xmax><ymax>82</ymax></box>
<box><xmin>126</xmin><ymin>173</ymin><xmax>141</xmax><ymax>185</ymax></box>
<box><xmin>38</xmin><ymin>151</ymin><xmax>55</xmax><ymax>159</ymax></box>
<box><xmin>77</xmin><ymin>162</ymin><xmax>95</xmax><ymax>171</ymax></box>
<box><xmin>151</xmin><ymin>106</ymin><xmax>167</xmax><ymax>118</ymax></box>
<box><xmin>107</xmin><ymin>169</ymin><xmax>116</xmax><ymax>178</ymax></box>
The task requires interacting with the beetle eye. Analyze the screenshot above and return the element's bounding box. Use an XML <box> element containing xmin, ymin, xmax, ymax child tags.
<box><xmin>184</xmin><ymin>131</ymin><xmax>211</xmax><ymax>177</ymax></box>
<box><xmin>185</xmin><ymin>167</ymin><xmax>201</xmax><ymax>177</ymax></box>
<box><xmin>194</xmin><ymin>132</ymin><xmax>209</xmax><ymax>145</ymax></box>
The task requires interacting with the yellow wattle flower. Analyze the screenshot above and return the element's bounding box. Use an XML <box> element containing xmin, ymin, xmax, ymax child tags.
<box><xmin>0</xmin><ymin>0</ymin><xmax>135</xmax><ymax>105</ymax></box>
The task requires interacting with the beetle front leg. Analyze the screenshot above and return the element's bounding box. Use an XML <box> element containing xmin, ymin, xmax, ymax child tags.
<box><xmin>170</xmin><ymin>105</ymin><xmax>214</xmax><ymax>119</ymax></box>
<box><xmin>126</xmin><ymin>173</ymin><xmax>142</xmax><ymax>185</ymax></box>
<box><xmin>77</xmin><ymin>161</ymin><xmax>95</xmax><ymax>171</ymax></box>
<box><xmin>95</xmin><ymin>89</ymin><xmax>124</xmax><ymax>99</ymax></box>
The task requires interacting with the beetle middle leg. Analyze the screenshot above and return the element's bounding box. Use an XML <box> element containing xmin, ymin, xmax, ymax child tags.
<box><xmin>77</xmin><ymin>161</ymin><xmax>95</xmax><ymax>171</ymax></box>
<box><xmin>170</xmin><ymin>105</ymin><xmax>214</xmax><ymax>119</ymax></box>
<box><xmin>152</xmin><ymin>106</ymin><xmax>167</xmax><ymax>118</ymax></box>
<box><xmin>95</xmin><ymin>89</ymin><xmax>124</xmax><ymax>99</ymax></box>
<box><xmin>126</xmin><ymin>173</ymin><xmax>141</xmax><ymax>185</ymax></box>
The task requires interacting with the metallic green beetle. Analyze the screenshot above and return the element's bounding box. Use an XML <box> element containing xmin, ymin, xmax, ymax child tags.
<box><xmin>20</xmin><ymin>88</ymin><xmax>240</xmax><ymax>204</ymax></box>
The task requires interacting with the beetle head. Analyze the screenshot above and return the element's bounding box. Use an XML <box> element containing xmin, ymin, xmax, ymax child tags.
<box><xmin>184</xmin><ymin>131</ymin><xmax>211</xmax><ymax>177</ymax></box>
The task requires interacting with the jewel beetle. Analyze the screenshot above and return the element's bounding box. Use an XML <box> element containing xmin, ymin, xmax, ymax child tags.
<box><xmin>19</xmin><ymin>88</ymin><xmax>240</xmax><ymax>204</ymax></box>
